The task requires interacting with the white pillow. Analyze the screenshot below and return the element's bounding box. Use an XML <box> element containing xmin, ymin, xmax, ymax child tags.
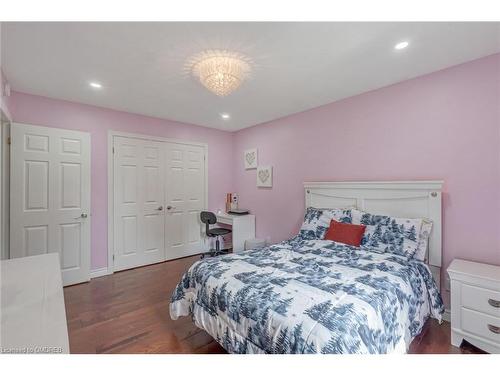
<box><xmin>351</xmin><ymin>209</ymin><xmax>423</xmax><ymax>258</ymax></box>
<box><xmin>413</xmin><ymin>219</ymin><xmax>433</xmax><ymax>262</ymax></box>
<box><xmin>299</xmin><ymin>207</ymin><xmax>352</xmax><ymax>240</ymax></box>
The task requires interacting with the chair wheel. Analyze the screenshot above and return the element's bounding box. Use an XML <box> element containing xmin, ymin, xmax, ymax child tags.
<box><xmin>200</xmin><ymin>254</ymin><xmax>205</xmax><ymax>259</ymax></box>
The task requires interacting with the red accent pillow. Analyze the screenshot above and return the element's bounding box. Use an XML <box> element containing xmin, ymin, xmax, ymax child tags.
<box><xmin>324</xmin><ymin>220</ymin><xmax>366</xmax><ymax>247</ymax></box>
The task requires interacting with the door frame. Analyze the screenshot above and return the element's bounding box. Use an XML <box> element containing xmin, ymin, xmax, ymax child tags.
<box><xmin>107</xmin><ymin>130</ymin><xmax>208</xmax><ymax>275</ymax></box>
<box><xmin>0</xmin><ymin>109</ymin><xmax>10</xmax><ymax>260</ymax></box>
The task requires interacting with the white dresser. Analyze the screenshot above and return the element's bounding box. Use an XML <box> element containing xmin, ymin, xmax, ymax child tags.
<box><xmin>216</xmin><ymin>213</ymin><xmax>255</xmax><ymax>253</ymax></box>
<box><xmin>447</xmin><ymin>259</ymin><xmax>500</xmax><ymax>353</ymax></box>
<box><xmin>1</xmin><ymin>253</ymin><xmax>70</xmax><ymax>354</ymax></box>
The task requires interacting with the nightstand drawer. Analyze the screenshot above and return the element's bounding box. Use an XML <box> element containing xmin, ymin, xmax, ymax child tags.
<box><xmin>462</xmin><ymin>308</ymin><xmax>500</xmax><ymax>344</ymax></box>
<box><xmin>462</xmin><ymin>283</ymin><xmax>500</xmax><ymax>317</ymax></box>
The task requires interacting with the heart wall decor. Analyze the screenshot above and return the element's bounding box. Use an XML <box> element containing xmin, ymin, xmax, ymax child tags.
<box><xmin>258</xmin><ymin>169</ymin><xmax>269</xmax><ymax>183</ymax></box>
<box><xmin>244</xmin><ymin>148</ymin><xmax>258</xmax><ymax>169</ymax></box>
<box><xmin>257</xmin><ymin>166</ymin><xmax>273</xmax><ymax>188</ymax></box>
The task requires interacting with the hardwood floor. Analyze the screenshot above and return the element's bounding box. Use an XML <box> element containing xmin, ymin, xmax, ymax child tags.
<box><xmin>64</xmin><ymin>255</ymin><xmax>484</xmax><ymax>354</ymax></box>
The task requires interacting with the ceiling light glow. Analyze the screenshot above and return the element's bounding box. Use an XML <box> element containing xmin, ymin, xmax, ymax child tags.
<box><xmin>220</xmin><ymin>113</ymin><xmax>230</xmax><ymax>120</ymax></box>
<box><xmin>89</xmin><ymin>82</ymin><xmax>102</xmax><ymax>89</ymax></box>
<box><xmin>394</xmin><ymin>41</ymin><xmax>409</xmax><ymax>50</ymax></box>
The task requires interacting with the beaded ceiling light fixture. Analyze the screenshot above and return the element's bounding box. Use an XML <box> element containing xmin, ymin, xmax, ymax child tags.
<box><xmin>187</xmin><ymin>50</ymin><xmax>252</xmax><ymax>97</ymax></box>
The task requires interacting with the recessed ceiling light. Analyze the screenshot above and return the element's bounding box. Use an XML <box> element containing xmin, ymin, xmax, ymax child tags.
<box><xmin>89</xmin><ymin>81</ymin><xmax>102</xmax><ymax>89</ymax></box>
<box><xmin>220</xmin><ymin>113</ymin><xmax>230</xmax><ymax>120</ymax></box>
<box><xmin>394</xmin><ymin>41</ymin><xmax>409</xmax><ymax>50</ymax></box>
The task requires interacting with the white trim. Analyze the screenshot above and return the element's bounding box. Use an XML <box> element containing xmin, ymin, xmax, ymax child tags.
<box><xmin>0</xmin><ymin>118</ymin><xmax>9</xmax><ymax>260</ymax></box>
<box><xmin>107</xmin><ymin>130</ymin><xmax>209</xmax><ymax>275</ymax></box>
<box><xmin>442</xmin><ymin>308</ymin><xmax>451</xmax><ymax>322</ymax></box>
<box><xmin>304</xmin><ymin>180</ymin><xmax>444</xmax><ymax>190</ymax></box>
<box><xmin>107</xmin><ymin>132</ymin><xmax>114</xmax><ymax>273</ymax></box>
<box><xmin>90</xmin><ymin>267</ymin><xmax>112</xmax><ymax>279</ymax></box>
<box><xmin>0</xmin><ymin>114</ymin><xmax>2</xmax><ymax>260</ymax></box>
<box><xmin>108</xmin><ymin>130</ymin><xmax>209</xmax><ymax>148</ymax></box>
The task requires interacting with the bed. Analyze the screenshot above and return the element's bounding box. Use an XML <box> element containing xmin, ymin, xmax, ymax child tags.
<box><xmin>170</xmin><ymin>181</ymin><xmax>445</xmax><ymax>354</ymax></box>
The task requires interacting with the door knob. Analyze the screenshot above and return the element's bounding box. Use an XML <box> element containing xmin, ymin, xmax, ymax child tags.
<box><xmin>75</xmin><ymin>213</ymin><xmax>88</xmax><ymax>219</ymax></box>
<box><xmin>166</xmin><ymin>205</ymin><xmax>175</xmax><ymax>210</ymax></box>
<box><xmin>157</xmin><ymin>206</ymin><xmax>164</xmax><ymax>211</ymax></box>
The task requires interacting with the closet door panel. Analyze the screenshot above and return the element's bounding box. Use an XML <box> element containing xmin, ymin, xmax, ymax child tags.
<box><xmin>165</xmin><ymin>143</ymin><xmax>206</xmax><ymax>260</ymax></box>
<box><xmin>113</xmin><ymin>137</ymin><xmax>165</xmax><ymax>271</ymax></box>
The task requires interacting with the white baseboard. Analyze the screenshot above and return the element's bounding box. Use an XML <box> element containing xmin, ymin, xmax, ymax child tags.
<box><xmin>442</xmin><ymin>308</ymin><xmax>451</xmax><ymax>322</ymax></box>
<box><xmin>90</xmin><ymin>267</ymin><xmax>112</xmax><ymax>279</ymax></box>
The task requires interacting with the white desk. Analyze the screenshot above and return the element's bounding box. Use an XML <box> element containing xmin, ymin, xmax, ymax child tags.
<box><xmin>216</xmin><ymin>213</ymin><xmax>255</xmax><ymax>253</ymax></box>
<box><xmin>1</xmin><ymin>253</ymin><xmax>70</xmax><ymax>354</ymax></box>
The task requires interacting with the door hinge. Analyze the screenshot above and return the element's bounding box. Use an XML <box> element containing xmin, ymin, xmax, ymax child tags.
<box><xmin>112</xmin><ymin>146</ymin><xmax>115</xmax><ymax>154</ymax></box>
<box><xmin>112</xmin><ymin>254</ymin><xmax>115</xmax><ymax>261</ymax></box>
<box><xmin>7</xmin><ymin>136</ymin><xmax>11</xmax><ymax>145</ymax></box>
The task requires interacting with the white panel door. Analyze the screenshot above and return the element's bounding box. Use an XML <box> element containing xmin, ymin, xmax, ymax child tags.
<box><xmin>165</xmin><ymin>143</ymin><xmax>206</xmax><ymax>260</ymax></box>
<box><xmin>10</xmin><ymin>123</ymin><xmax>91</xmax><ymax>286</ymax></box>
<box><xmin>113</xmin><ymin>136</ymin><xmax>166</xmax><ymax>271</ymax></box>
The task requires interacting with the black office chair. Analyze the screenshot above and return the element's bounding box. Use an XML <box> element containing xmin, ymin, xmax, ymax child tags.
<box><xmin>200</xmin><ymin>211</ymin><xmax>232</xmax><ymax>259</ymax></box>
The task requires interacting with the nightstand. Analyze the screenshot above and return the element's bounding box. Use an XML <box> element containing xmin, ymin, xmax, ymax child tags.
<box><xmin>447</xmin><ymin>259</ymin><xmax>500</xmax><ymax>353</ymax></box>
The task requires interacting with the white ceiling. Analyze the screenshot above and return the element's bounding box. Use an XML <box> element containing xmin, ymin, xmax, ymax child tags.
<box><xmin>2</xmin><ymin>22</ymin><xmax>499</xmax><ymax>131</ymax></box>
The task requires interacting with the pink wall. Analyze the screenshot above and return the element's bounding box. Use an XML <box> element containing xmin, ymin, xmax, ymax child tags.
<box><xmin>233</xmin><ymin>54</ymin><xmax>500</xmax><ymax>299</ymax></box>
<box><xmin>7</xmin><ymin>92</ymin><xmax>234</xmax><ymax>269</ymax></box>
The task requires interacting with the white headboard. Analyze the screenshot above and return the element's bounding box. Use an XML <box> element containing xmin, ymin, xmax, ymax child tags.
<box><xmin>304</xmin><ymin>181</ymin><xmax>444</xmax><ymax>287</ymax></box>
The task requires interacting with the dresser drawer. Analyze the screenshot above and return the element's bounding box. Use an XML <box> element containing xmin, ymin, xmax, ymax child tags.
<box><xmin>462</xmin><ymin>308</ymin><xmax>500</xmax><ymax>344</ymax></box>
<box><xmin>461</xmin><ymin>283</ymin><xmax>500</xmax><ymax>317</ymax></box>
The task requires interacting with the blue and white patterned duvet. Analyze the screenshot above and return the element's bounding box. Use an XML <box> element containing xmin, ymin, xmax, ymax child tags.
<box><xmin>170</xmin><ymin>237</ymin><xmax>444</xmax><ymax>354</ymax></box>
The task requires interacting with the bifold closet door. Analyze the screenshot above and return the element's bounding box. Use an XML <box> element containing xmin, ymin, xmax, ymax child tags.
<box><xmin>10</xmin><ymin>123</ymin><xmax>91</xmax><ymax>286</ymax></box>
<box><xmin>165</xmin><ymin>143</ymin><xmax>206</xmax><ymax>260</ymax></box>
<box><xmin>113</xmin><ymin>136</ymin><xmax>166</xmax><ymax>271</ymax></box>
